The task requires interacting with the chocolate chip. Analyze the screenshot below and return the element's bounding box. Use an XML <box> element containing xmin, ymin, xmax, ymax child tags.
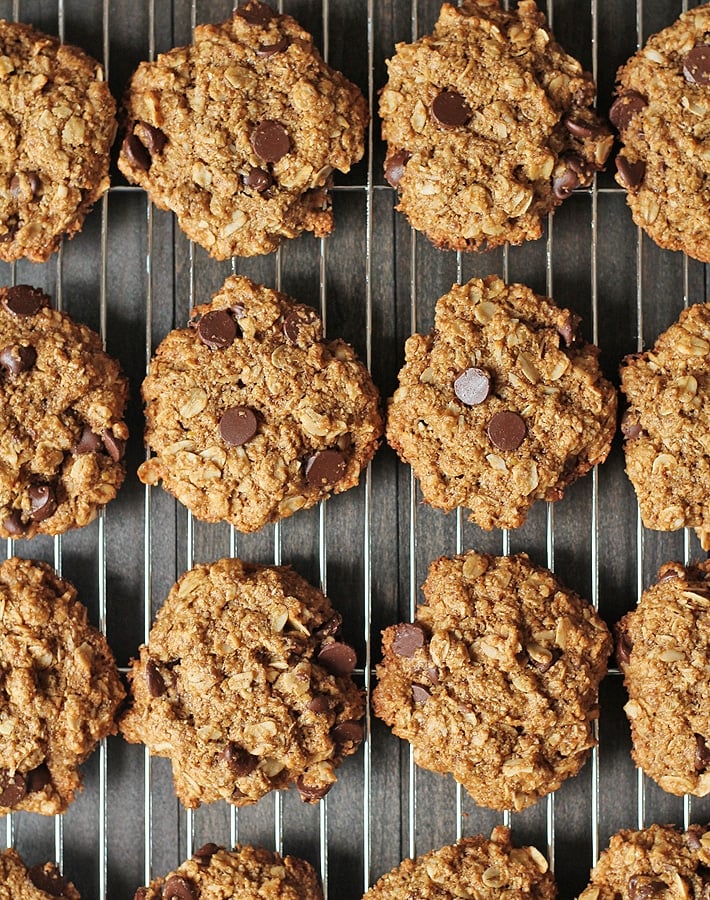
<box><xmin>0</xmin><ymin>770</ymin><xmax>26</xmax><ymax>807</ymax></box>
<box><xmin>283</xmin><ymin>306</ymin><xmax>319</xmax><ymax>343</ymax></box>
<box><xmin>552</xmin><ymin>160</ymin><xmax>581</xmax><ymax>200</ymax></box>
<box><xmin>685</xmin><ymin>829</ymin><xmax>702</xmax><ymax>851</ymax></box>
<box><xmin>29</xmin><ymin>484</ymin><xmax>57</xmax><ymax>522</ymax></box>
<box><xmin>295</xmin><ymin>776</ymin><xmax>332</xmax><ymax>802</ymax></box>
<box><xmin>695</xmin><ymin>733</ymin><xmax>710</xmax><ymax>771</ymax></box>
<box><xmin>563</xmin><ymin>116</ymin><xmax>604</xmax><ymax>138</ymax></box>
<box><xmin>313</xmin><ymin>612</ymin><xmax>343</xmax><ymax>641</ymax></box>
<box><xmin>454</xmin><ymin>367</ymin><xmax>490</xmax><ymax>406</ymax></box>
<box><xmin>487</xmin><ymin>411</ymin><xmax>526</xmax><ymax>451</ymax></box>
<box><xmin>123</xmin><ymin>133</ymin><xmax>151</xmax><ymax>172</ymax></box>
<box><xmin>102</xmin><ymin>430</ymin><xmax>125</xmax><ymax>462</ymax></box>
<box><xmin>307</xmin><ymin>695</ymin><xmax>330</xmax><ymax>713</ymax></box>
<box><xmin>2</xmin><ymin>510</ymin><xmax>25</xmax><ymax>536</ymax></box>
<box><xmin>0</xmin><ymin>220</ymin><xmax>17</xmax><ymax>243</ymax></box>
<box><xmin>615</xmin><ymin>629</ymin><xmax>632</xmax><ymax>668</ymax></box>
<box><xmin>391</xmin><ymin>623</ymin><xmax>425</xmax><ymax>658</ymax></box>
<box><xmin>628</xmin><ymin>876</ymin><xmax>666</xmax><ymax>900</ymax></box>
<box><xmin>384</xmin><ymin>149</ymin><xmax>410</xmax><ymax>187</ymax></box>
<box><xmin>615</xmin><ymin>155</ymin><xmax>645</xmax><ymax>192</ymax></box>
<box><xmin>162</xmin><ymin>875</ymin><xmax>198</xmax><ymax>900</ymax></box>
<box><xmin>9</xmin><ymin>175</ymin><xmax>20</xmax><ymax>196</ymax></box>
<box><xmin>219</xmin><ymin>406</ymin><xmax>258</xmax><ymax>446</ymax></box>
<box><xmin>609</xmin><ymin>91</ymin><xmax>647</xmax><ymax>133</ymax></box>
<box><xmin>138</xmin><ymin>122</ymin><xmax>167</xmax><ymax>154</ymax></box>
<box><xmin>251</xmin><ymin>120</ymin><xmax>290</xmax><ymax>163</ymax></box>
<box><xmin>318</xmin><ymin>641</ymin><xmax>357</xmax><ymax>676</ymax></box>
<box><xmin>430</xmin><ymin>90</ymin><xmax>470</xmax><ymax>128</ymax></box>
<box><xmin>3</xmin><ymin>285</ymin><xmax>49</xmax><ymax>317</ymax></box>
<box><xmin>193</xmin><ymin>843</ymin><xmax>221</xmax><ymax>865</ymax></box>
<box><xmin>28</xmin><ymin>864</ymin><xmax>69</xmax><ymax>897</ymax></box>
<box><xmin>529</xmin><ymin>648</ymin><xmax>559</xmax><ymax>674</ymax></box>
<box><xmin>330</xmin><ymin>720</ymin><xmax>363</xmax><ymax>746</ymax></box>
<box><xmin>257</xmin><ymin>36</ymin><xmax>289</xmax><ymax>56</ymax></box>
<box><xmin>197</xmin><ymin>309</ymin><xmax>238</xmax><ymax>349</ymax></box>
<box><xmin>683</xmin><ymin>45</ymin><xmax>710</xmax><ymax>86</ymax></box>
<box><xmin>222</xmin><ymin>742</ymin><xmax>259</xmax><ymax>777</ymax></box>
<box><xmin>245</xmin><ymin>166</ymin><xmax>273</xmax><ymax>193</ymax></box>
<box><xmin>427</xmin><ymin>666</ymin><xmax>440</xmax><ymax>685</ymax></box>
<box><xmin>0</xmin><ymin>343</ymin><xmax>36</xmax><ymax>374</ymax></box>
<box><xmin>145</xmin><ymin>658</ymin><xmax>166</xmax><ymax>697</ymax></box>
<box><xmin>74</xmin><ymin>426</ymin><xmax>103</xmax><ymax>454</ymax></box>
<box><xmin>234</xmin><ymin>0</ymin><xmax>274</xmax><ymax>25</ymax></box>
<box><xmin>621</xmin><ymin>412</ymin><xmax>643</xmax><ymax>441</ymax></box>
<box><xmin>557</xmin><ymin>313</ymin><xmax>581</xmax><ymax>347</ymax></box>
<box><xmin>411</xmin><ymin>683</ymin><xmax>431</xmax><ymax>703</ymax></box>
<box><xmin>28</xmin><ymin>172</ymin><xmax>42</xmax><ymax>197</ymax></box>
<box><xmin>305</xmin><ymin>449</ymin><xmax>346</xmax><ymax>487</ymax></box>
<box><xmin>27</xmin><ymin>763</ymin><xmax>51</xmax><ymax>794</ymax></box>
<box><xmin>10</xmin><ymin>171</ymin><xmax>41</xmax><ymax>198</ymax></box>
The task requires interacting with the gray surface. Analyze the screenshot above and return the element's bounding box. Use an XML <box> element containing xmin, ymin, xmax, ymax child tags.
<box><xmin>0</xmin><ymin>0</ymin><xmax>708</xmax><ymax>897</ymax></box>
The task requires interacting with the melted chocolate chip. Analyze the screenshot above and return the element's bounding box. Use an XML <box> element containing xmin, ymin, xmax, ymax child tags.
<box><xmin>307</xmin><ymin>695</ymin><xmax>330</xmax><ymax>713</ymax></box>
<box><xmin>28</xmin><ymin>864</ymin><xmax>69</xmax><ymax>897</ymax></box>
<box><xmin>384</xmin><ymin>150</ymin><xmax>411</xmax><ymax>187</ymax></box>
<box><xmin>609</xmin><ymin>91</ymin><xmax>647</xmax><ymax>133</ymax></box>
<box><xmin>557</xmin><ymin>313</ymin><xmax>581</xmax><ymax>347</ymax></box>
<box><xmin>318</xmin><ymin>641</ymin><xmax>357</xmax><ymax>676</ymax></box>
<box><xmin>219</xmin><ymin>406</ymin><xmax>258</xmax><ymax>446</ymax></box>
<box><xmin>0</xmin><ymin>343</ymin><xmax>36</xmax><ymax>375</ymax></box>
<box><xmin>657</xmin><ymin>564</ymin><xmax>684</xmax><ymax>583</ymax></box>
<box><xmin>615</xmin><ymin>629</ymin><xmax>632</xmax><ymax>668</ymax></box>
<box><xmin>138</xmin><ymin>121</ymin><xmax>167</xmax><ymax>154</ymax></box>
<box><xmin>2</xmin><ymin>510</ymin><xmax>25</xmax><ymax>536</ymax></box>
<box><xmin>330</xmin><ymin>720</ymin><xmax>364</xmax><ymax>746</ymax></box>
<box><xmin>145</xmin><ymin>658</ymin><xmax>166</xmax><ymax>697</ymax></box>
<box><xmin>683</xmin><ymin>45</ymin><xmax>710</xmax><ymax>86</ymax></box>
<box><xmin>454</xmin><ymin>367</ymin><xmax>490</xmax><ymax>406</ymax></box>
<box><xmin>305</xmin><ymin>449</ymin><xmax>346</xmax><ymax>487</ymax></box>
<box><xmin>313</xmin><ymin>612</ymin><xmax>343</xmax><ymax>641</ymax></box>
<box><xmin>695</xmin><ymin>733</ymin><xmax>710</xmax><ymax>771</ymax></box>
<box><xmin>123</xmin><ymin>133</ymin><xmax>151</xmax><ymax>172</ymax></box>
<box><xmin>197</xmin><ymin>309</ymin><xmax>237</xmax><ymax>349</ymax></box>
<box><xmin>102</xmin><ymin>430</ymin><xmax>126</xmax><ymax>462</ymax></box>
<box><xmin>162</xmin><ymin>875</ymin><xmax>198</xmax><ymax>900</ymax></box>
<box><xmin>234</xmin><ymin>0</ymin><xmax>274</xmax><ymax>25</ymax></box>
<box><xmin>391</xmin><ymin>623</ymin><xmax>425</xmax><ymax>658</ymax></box>
<box><xmin>193</xmin><ymin>843</ymin><xmax>221</xmax><ymax>865</ymax></box>
<box><xmin>487</xmin><ymin>411</ymin><xmax>526</xmax><ymax>451</ymax></box>
<box><xmin>628</xmin><ymin>875</ymin><xmax>666</xmax><ymax>900</ymax></box>
<box><xmin>616</xmin><ymin>155</ymin><xmax>645</xmax><ymax>192</ymax></box>
<box><xmin>251</xmin><ymin>120</ymin><xmax>290</xmax><ymax>163</ymax></box>
<box><xmin>222</xmin><ymin>742</ymin><xmax>259</xmax><ymax>777</ymax></box>
<box><xmin>3</xmin><ymin>285</ymin><xmax>50</xmax><ymax>317</ymax></box>
<box><xmin>245</xmin><ymin>166</ymin><xmax>273</xmax><ymax>193</ymax></box>
<box><xmin>430</xmin><ymin>90</ymin><xmax>471</xmax><ymax>128</ymax></box>
<box><xmin>283</xmin><ymin>306</ymin><xmax>319</xmax><ymax>343</ymax></box>
<box><xmin>75</xmin><ymin>425</ymin><xmax>103</xmax><ymax>454</ymax></box>
<box><xmin>295</xmin><ymin>775</ymin><xmax>332</xmax><ymax>802</ymax></box>
<box><xmin>0</xmin><ymin>770</ymin><xmax>26</xmax><ymax>807</ymax></box>
<box><xmin>257</xmin><ymin>36</ymin><xmax>290</xmax><ymax>56</ymax></box>
<box><xmin>27</xmin><ymin>763</ymin><xmax>52</xmax><ymax>794</ymax></box>
<box><xmin>28</xmin><ymin>484</ymin><xmax>57</xmax><ymax>522</ymax></box>
<box><xmin>411</xmin><ymin>683</ymin><xmax>431</xmax><ymax>703</ymax></box>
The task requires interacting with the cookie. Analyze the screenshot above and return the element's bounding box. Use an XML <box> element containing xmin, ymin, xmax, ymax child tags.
<box><xmin>0</xmin><ymin>19</ymin><xmax>115</xmax><ymax>263</ymax></box>
<box><xmin>363</xmin><ymin>826</ymin><xmax>555</xmax><ymax>899</ymax></box>
<box><xmin>134</xmin><ymin>843</ymin><xmax>323</xmax><ymax>900</ymax></box>
<box><xmin>118</xmin><ymin>1</ymin><xmax>367</xmax><ymax>259</ymax></box>
<box><xmin>137</xmin><ymin>275</ymin><xmax>382</xmax><ymax>532</ymax></box>
<box><xmin>0</xmin><ymin>285</ymin><xmax>129</xmax><ymax>540</ymax></box>
<box><xmin>386</xmin><ymin>276</ymin><xmax>617</xmax><ymax>531</ymax></box>
<box><xmin>0</xmin><ymin>849</ymin><xmax>80</xmax><ymax>900</ymax></box>
<box><xmin>620</xmin><ymin>303</ymin><xmax>710</xmax><ymax>549</ymax></box>
<box><xmin>120</xmin><ymin>557</ymin><xmax>365</xmax><ymax>808</ymax></box>
<box><xmin>379</xmin><ymin>0</ymin><xmax>612</xmax><ymax>252</ymax></box>
<box><xmin>616</xmin><ymin>559</ymin><xmax>710</xmax><ymax>797</ymax></box>
<box><xmin>610</xmin><ymin>4</ymin><xmax>710</xmax><ymax>262</ymax></box>
<box><xmin>578</xmin><ymin>823</ymin><xmax>710</xmax><ymax>900</ymax></box>
<box><xmin>373</xmin><ymin>552</ymin><xmax>611</xmax><ymax>812</ymax></box>
<box><xmin>0</xmin><ymin>556</ymin><xmax>125</xmax><ymax>816</ymax></box>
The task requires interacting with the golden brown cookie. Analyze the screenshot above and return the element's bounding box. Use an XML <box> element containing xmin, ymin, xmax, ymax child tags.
<box><xmin>386</xmin><ymin>276</ymin><xmax>617</xmax><ymax>531</ymax></box>
<box><xmin>118</xmin><ymin>1</ymin><xmax>367</xmax><ymax>259</ymax></box>
<box><xmin>610</xmin><ymin>4</ymin><xmax>710</xmax><ymax>262</ymax></box>
<box><xmin>0</xmin><ymin>19</ymin><xmax>115</xmax><ymax>262</ymax></box>
<box><xmin>138</xmin><ymin>275</ymin><xmax>382</xmax><ymax>533</ymax></box>
<box><xmin>0</xmin><ymin>557</ymin><xmax>125</xmax><ymax>816</ymax></box>
<box><xmin>0</xmin><ymin>285</ymin><xmax>129</xmax><ymax>540</ymax></box>
<box><xmin>120</xmin><ymin>558</ymin><xmax>365</xmax><ymax>809</ymax></box>
<box><xmin>373</xmin><ymin>552</ymin><xmax>612</xmax><ymax>812</ymax></box>
<box><xmin>380</xmin><ymin>0</ymin><xmax>612</xmax><ymax>251</ymax></box>
<box><xmin>0</xmin><ymin>848</ymin><xmax>80</xmax><ymax>900</ymax></box>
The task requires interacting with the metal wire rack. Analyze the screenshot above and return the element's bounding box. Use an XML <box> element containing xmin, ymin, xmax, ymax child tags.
<box><xmin>0</xmin><ymin>0</ymin><xmax>708</xmax><ymax>897</ymax></box>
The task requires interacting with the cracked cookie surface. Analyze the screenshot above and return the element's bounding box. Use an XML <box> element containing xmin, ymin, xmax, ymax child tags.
<box><xmin>620</xmin><ymin>303</ymin><xmax>710</xmax><ymax>549</ymax></box>
<box><xmin>386</xmin><ymin>275</ymin><xmax>617</xmax><ymax>531</ymax></box>
<box><xmin>616</xmin><ymin>559</ymin><xmax>710</xmax><ymax>797</ymax></box>
<box><xmin>118</xmin><ymin>1</ymin><xmax>367</xmax><ymax>259</ymax></box>
<box><xmin>373</xmin><ymin>552</ymin><xmax>611</xmax><ymax>812</ymax></box>
<box><xmin>120</xmin><ymin>557</ymin><xmax>365</xmax><ymax>809</ymax></box>
<box><xmin>0</xmin><ymin>285</ymin><xmax>128</xmax><ymax>540</ymax></box>
<box><xmin>0</xmin><ymin>19</ymin><xmax>115</xmax><ymax>263</ymax></box>
<box><xmin>611</xmin><ymin>4</ymin><xmax>710</xmax><ymax>262</ymax></box>
<box><xmin>379</xmin><ymin>0</ymin><xmax>612</xmax><ymax>251</ymax></box>
<box><xmin>0</xmin><ymin>557</ymin><xmax>125</xmax><ymax>816</ymax></box>
<box><xmin>0</xmin><ymin>848</ymin><xmax>80</xmax><ymax>900</ymax></box>
<box><xmin>138</xmin><ymin>274</ymin><xmax>382</xmax><ymax>532</ymax></box>
<box><xmin>363</xmin><ymin>826</ymin><xmax>555</xmax><ymax>899</ymax></box>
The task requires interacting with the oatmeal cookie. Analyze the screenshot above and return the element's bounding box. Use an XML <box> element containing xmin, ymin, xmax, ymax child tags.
<box><xmin>0</xmin><ymin>285</ymin><xmax>129</xmax><ymax>540</ymax></box>
<box><xmin>137</xmin><ymin>275</ymin><xmax>382</xmax><ymax>532</ymax></box>
<box><xmin>620</xmin><ymin>303</ymin><xmax>710</xmax><ymax>549</ymax></box>
<box><xmin>616</xmin><ymin>559</ymin><xmax>710</xmax><ymax>797</ymax></box>
<box><xmin>379</xmin><ymin>0</ymin><xmax>612</xmax><ymax>252</ymax></box>
<box><xmin>0</xmin><ymin>848</ymin><xmax>80</xmax><ymax>900</ymax></box>
<box><xmin>610</xmin><ymin>4</ymin><xmax>710</xmax><ymax>262</ymax></box>
<box><xmin>373</xmin><ymin>552</ymin><xmax>611</xmax><ymax>812</ymax></box>
<box><xmin>118</xmin><ymin>1</ymin><xmax>367</xmax><ymax>259</ymax></box>
<box><xmin>0</xmin><ymin>19</ymin><xmax>115</xmax><ymax>262</ymax></box>
<box><xmin>386</xmin><ymin>276</ymin><xmax>617</xmax><ymax>531</ymax></box>
<box><xmin>134</xmin><ymin>843</ymin><xmax>323</xmax><ymax>900</ymax></box>
<box><xmin>363</xmin><ymin>827</ymin><xmax>555</xmax><ymax>899</ymax></box>
<box><xmin>0</xmin><ymin>557</ymin><xmax>125</xmax><ymax>816</ymax></box>
<box><xmin>578</xmin><ymin>823</ymin><xmax>710</xmax><ymax>900</ymax></box>
<box><xmin>120</xmin><ymin>557</ymin><xmax>365</xmax><ymax>808</ymax></box>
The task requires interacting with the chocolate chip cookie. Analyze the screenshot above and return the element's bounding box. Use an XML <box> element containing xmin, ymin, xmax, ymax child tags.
<box><xmin>0</xmin><ymin>556</ymin><xmax>125</xmax><ymax>816</ymax></box>
<box><xmin>610</xmin><ymin>4</ymin><xmax>710</xmax><ymax>262</ymax></box>
<box><xmin>380</xmin><ymin>0</ymin><xmax>612</xmax><ymax>252</ymax></box>
<box><xmin>0</xmin><ymin>285</ymin><xmax>129</xmax><ymax>540</ymax></box>
<box><xmin>386</xmin><ymin>276</ymin><xmax>617</xmax><ymax>531</ymax></box>
<box><xmin>616</xmin><ymin>559</ymin><xmax>710</xmax><ymax>797</ymax></box>
<box><xmin>118</xmin><ymin>1</ymin><xmax>367</xmax><ymax>259</ymax></box>
<box><xmin>0</xmin><ymin>849</ymin><xmax>80</xmax><ymax>900</ymax></box>
<box><xmin>578</xmin><ymin>823</ymin><xmax>710</xmax><ymax>900</ymax></box>
<box><xmin>373</xmin><ymin>552</ymin><xmax>611</xmax><ymax>812</ymax></box>
<box><xmin>137</xmin><ymin>275</ymin><xmax>382</xmax><ymax>532</ymax></box>
<box><xmin>620</xmin><ymin>303</ymin><xmax>710</xmax><ymax>549</ymax></box>
<box><xmin>120</xmin><ymin>557</ymin><xmax>365</xmax><ymax>808</ymax></box>
<box><xmin>0</xmin><ymin>19</ymin><xmax>115</xmax><ymax>263</ymax></box>
<box><xmin>363</xmin><ymin>826</ymin><xmax>555</xmax><ymax>899</ymax></box>
<box><xmin>134</xmin><ymin>843</ymin><xmax>323</xmax><ymax>900</ymax></box>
